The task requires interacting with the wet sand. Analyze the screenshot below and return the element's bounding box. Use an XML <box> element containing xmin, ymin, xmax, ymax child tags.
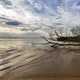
<box><xmin>0</xmin><ymin>39</ymin><xmax>80</xmax><ymax>80</ymax></box>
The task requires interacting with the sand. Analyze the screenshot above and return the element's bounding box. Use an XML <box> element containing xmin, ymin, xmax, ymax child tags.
<box><xmin>0</xmin><ymin>39</ymin><xmax>80</xmax><ymax>80</ymax></box>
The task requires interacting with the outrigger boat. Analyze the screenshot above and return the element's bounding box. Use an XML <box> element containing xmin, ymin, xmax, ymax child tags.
<box><xmin>43</xmin><ymin>31</ymin><xmax>80</xmax><ymax>47</ymax></box>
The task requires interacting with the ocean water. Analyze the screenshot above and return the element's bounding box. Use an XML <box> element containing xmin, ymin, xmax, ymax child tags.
<box><xmin>0</xmin><ymin>38</ymin><xmax>48</xmax><ymax>49</ymax></box>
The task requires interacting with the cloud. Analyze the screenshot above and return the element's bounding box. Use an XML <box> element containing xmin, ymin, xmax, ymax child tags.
<box><xmin>0</xmin><ymin>0</ymin><xmax>39</xmax><ymax>24</ymax></box>
<box><xmin>0</xmin><ymin>0</ymin><xmax>60</xmax><ymax>25</ymax></box>
<box><xmin>65</xmin><ymin>0</ymin><xmax>80</xmax><ymax>15</ymax></box>
<box><xmin>0</xmin><ymin>0</ymin><xmax>80</xmax><ymax>28</ymax></box>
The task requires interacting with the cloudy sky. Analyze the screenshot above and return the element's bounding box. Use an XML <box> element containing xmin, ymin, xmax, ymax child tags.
<box><xmin>0</xmin><ymin>0</ymin><xmax>80</xmax><ymax>26</ymax></box>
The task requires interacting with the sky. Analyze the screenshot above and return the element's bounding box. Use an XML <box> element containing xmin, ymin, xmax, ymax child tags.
<box><xmin>0</xmin><ymin>0</ymin><xmax>80</xmax><ymax>26</ymax></box>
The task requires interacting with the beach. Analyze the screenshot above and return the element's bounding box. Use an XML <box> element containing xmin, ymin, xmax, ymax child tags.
<box><xmin>0</xmin><ymin>39</ymin><xmax>80</xmax><ymax>80</ymax></box>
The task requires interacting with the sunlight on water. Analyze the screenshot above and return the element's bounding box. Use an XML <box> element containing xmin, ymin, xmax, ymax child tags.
<box><xmin>0</xmin><ymin>39</ymin><xmax>25</xmax><ymax>49</ymax></box>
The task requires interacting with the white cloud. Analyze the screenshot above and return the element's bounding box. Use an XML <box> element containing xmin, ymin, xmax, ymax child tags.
<box><xmin>0</xmin><ymin>0</ymin><xmax>80</xmax><ymax>28</ymax></box>
<box><xmin>0</xmin><ymin>0</ymin><xmax>40</xmax><ymax>24</ymax></box>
